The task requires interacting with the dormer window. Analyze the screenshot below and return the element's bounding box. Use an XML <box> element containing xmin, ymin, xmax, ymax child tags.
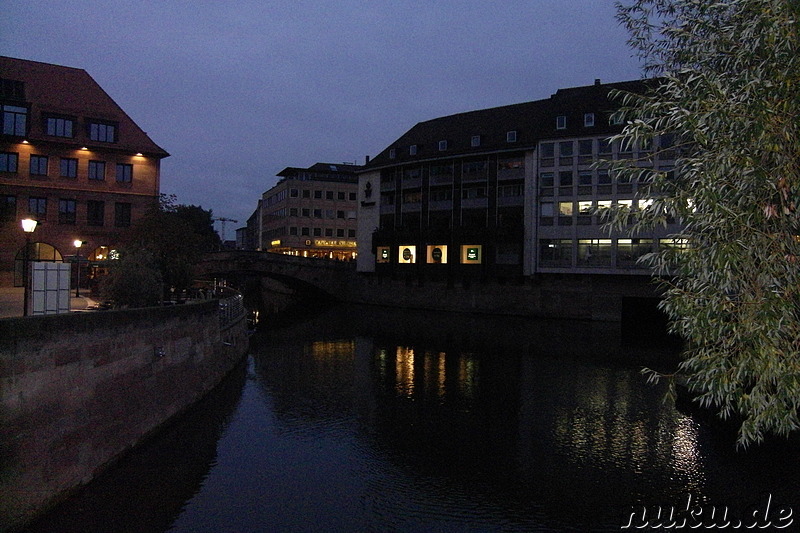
<box><xmin>389</xmin><ymin>148</ymin><xmax>396</xmax><ymax>159</ymax></box>
<box><xmin>471</xmin><ymin>135</ymin><xmax>481</xmax><ymax>147</ymax></box>
<box><xmin>1</xmin><ymin>104</ymin><xmax>27</xmax><ymax>136</ymax></box>
<box><xmin>409</xmin><ymin>145</ymin><xmax>417</xmax><ymax>156</ymax></box>
<box><xmin>89</xmin><ymin>121</ymin><xmax>116</xmax><ymax>143</ymax></box>
<box><xmin>46</xmin><ymin>116</ymin><xmax>74</xmax><ymax>138</ymax></box>
<box><xmin>556</xmin><ymin>115</ymin><xmax>567</xmax><ymax>130</ymax></box>
<box><xmin>609</xmin><ymin>112</ymin><xmax>624</xmax><ymax>125</ymax></box>
<box><xmin>438</xmin><ymin>140</ymin><xmax>447</xmax><ymax>151</ymax></box>
<box><xmin>583</xmin><ymin>113</ymin><xmax>595</xmax><ymax>127</ymax></box>
<box><xmin>506</xmin><ymin>131</ymin><xmax>517</xmax><ymax>142</ymax></box>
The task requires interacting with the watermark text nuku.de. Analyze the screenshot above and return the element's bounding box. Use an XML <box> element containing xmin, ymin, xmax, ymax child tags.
<box><xmin>621</xmin><ymin>494</ymin><xmax>793</xmax><ymax>529</ymax></box>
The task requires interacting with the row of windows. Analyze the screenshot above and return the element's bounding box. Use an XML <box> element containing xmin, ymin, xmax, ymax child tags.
<box><xmin>381</xmin><ymin>157</ymin><xmax>525</xmax><ymax>186</ymax></box>
<box><xmin>286</xmin><ymin>188</ymin><xmax>357</xmax><ymax>201</ymax></box>
<box><xmin>0</xmin><ymin>152</ymin><xmax>133</xmax><ymax>182</ymax></box>
<box><xmin>0</xmin><ymin>103</ymin><xmax>118</xmax><ymax>142</ymax></box>
<box><xmin>0</xmin><ymin>194</ymin><xmax>131</xmax><ymax>227</ymax></box>
<box><xmin>539</xmin><ymin>135</ymin><xmax>674</xmax><ymax>167</ymax></box>
<box><xmin>375</xmin><ymin>244</ymin><xmax>484</xmax><ymax>265</ymax></box>
<box><xmin>289</xmin><ymin>227</ymin><xmax>356</xmax><ymax>238</ymax></box>
<box><xmin>539</xmin><ymin>238</ymin><xmax>686</xmax><ymax>268</ymax></box>
<box><xmin>277</xmin><ymin>207</ymin><xmax>357</xmax><ymax>219</ymax></box>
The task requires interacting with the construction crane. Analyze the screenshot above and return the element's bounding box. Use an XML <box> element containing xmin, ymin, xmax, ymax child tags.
<box><xmin>213</xmin><ymin>217</ymin><xmax>238</xmax><ymax>243</ymax></box>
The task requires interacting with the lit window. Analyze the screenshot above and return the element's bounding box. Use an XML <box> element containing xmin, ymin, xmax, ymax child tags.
<box><xmin>584</xmin><ymin>113</ymin><xmax>595</xmax><ymax>127</ymax></box>
<box><xmin>578</xmin><ymin>201</ymin><xmax>593</xmax><ymax>214</ymax></box>
<box><xmin>556</xmin><ymin>115</ymin><xmax>567</xmax><ymax>130</ymax></box>
<box><xmin>376</xmin><ymin>246</ymin><xmax>390</xmax><ymax>263</ymax></box>
<box><xmin>506</xmin><ymin>131</ymin><xmax>517</xmax><ymax>142</ymax></box>
<box><xmin>398</xmin><ymin>245</ymin><xmax>416</xmax><ymax>264</ymax></box>
<box><xmin>558</xmin><ymin>201</ymin><xmax>574</xmax><ymax>216</ymax></box>
<box><xmin>426</xmin><ymin>245</ymin><xmax>448</xmax><ymax>264</ymax></box>
<box><xmin>438</xmin><ymin>140</ymin><xmax>447</xmax><ymax>151</ymax></box>
<box><xmin>460</xmin><ymin>245</ymin><xmax>482</xmax><ymax>264</ymax></box>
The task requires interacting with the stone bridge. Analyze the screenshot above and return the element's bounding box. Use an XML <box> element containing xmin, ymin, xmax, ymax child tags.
<box><xmin>194</xmin><ymin>251</ymin><xmax>359</xmax><ymax>301</ymax></box>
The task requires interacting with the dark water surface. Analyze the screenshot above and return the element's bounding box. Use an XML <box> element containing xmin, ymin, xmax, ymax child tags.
<box><xmin>25</xmin><ymin>305</ymin><xmax>799</xmax><ymax>532</ymax></box>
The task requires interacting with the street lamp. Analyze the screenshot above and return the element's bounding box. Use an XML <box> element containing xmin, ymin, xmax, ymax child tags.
<box><xmin>74</xmin><ymin>239</ymin><xmax>84</xmax><ymax>297</ymax></box>
<box><xmin>21</xmin><ymin>218</ymin><xmax>38</xmax><ymax>317</ymax></box>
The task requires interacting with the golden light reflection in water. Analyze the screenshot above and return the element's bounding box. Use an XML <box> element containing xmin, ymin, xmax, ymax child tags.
<box><xmin>395</xmin><ymin>347</ymin><xmax>415</xmax><ymax>396</ymax></box>
<box><xmin>309</xmin><ymin>340</ymin><xmax>355</xmax><ymax>359</ymax></box>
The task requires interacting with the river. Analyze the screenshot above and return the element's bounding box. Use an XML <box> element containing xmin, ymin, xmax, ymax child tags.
<box><xmin>24</xmin><ymin>304</ymin><xmax>799</xmax><ymax>532</ymax></box>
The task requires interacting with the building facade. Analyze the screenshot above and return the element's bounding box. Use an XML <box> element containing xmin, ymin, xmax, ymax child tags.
<box><xmin>253</xmin><ymin>163</ymin><xmax>360</xmax><ymax>260</ymax></box>
<box><xmin>357</xmin><ymin>79</ymin><xmax>679</xmax><ymax>279</ymax></box>
<box><xmin>0</xmin><ymin>56</ymin><xmax>169</xmax><ymax>286</ymax></box>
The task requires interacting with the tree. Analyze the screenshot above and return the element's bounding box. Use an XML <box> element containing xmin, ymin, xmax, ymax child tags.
<box><xmin>610</xmin><ymin>0</ymin><xmax>800</xmax><ymax>446</ymax></box>
<box><xmin>105</xmin><ymin>195</ymin><xmax>220</xmax><ymax>304</ymax></box>
<box><xmin>98</xmin><ymin>249</ymin><xmax>162</xmax><ymax>308</ymax></box>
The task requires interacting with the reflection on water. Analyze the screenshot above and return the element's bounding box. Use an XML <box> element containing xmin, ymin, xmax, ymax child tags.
<box><xmin>23</xmin><ymin>305</ymin><xmax>800</xmax><ymax>532</ymax></box>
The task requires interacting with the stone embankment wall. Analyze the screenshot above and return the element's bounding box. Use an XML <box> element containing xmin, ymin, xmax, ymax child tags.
<box><xmin>0</xmin><ymin>298</ymin><xmax>248</xmax><ymax>532</ymax></box>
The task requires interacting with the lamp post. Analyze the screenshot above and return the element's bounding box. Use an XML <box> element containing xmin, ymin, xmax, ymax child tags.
<box><xmin>21</xmin><ymin>218</ymin><xmax>38</xmax><ymax>317</ymax></box>
<box><xmin>74</xmin><ymin>239</ymin><xmax>84</xmax><ymax>297</ymax></box>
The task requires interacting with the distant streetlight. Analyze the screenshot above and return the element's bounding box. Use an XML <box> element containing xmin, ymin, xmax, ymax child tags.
<box><xmin>74</xmin><ymin>239</ymin><xmax>84</xmax><ymax>297</ymax></box>
<box><xmin>21</xmin><ymin>218</ymin><xmax>38</xmax><ymax>317</ymax></box>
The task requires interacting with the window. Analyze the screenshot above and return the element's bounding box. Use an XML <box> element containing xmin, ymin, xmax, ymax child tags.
<box><xmin>559</xmin><ymin>171</ymin><xmax>573</xmax><ymax>186</ymax></box>
<box><xmin>58</xmin><ymin>199</ymin><xmax>77</xmax><ymax>225</ymax></box>
<box><xmin>116</xmin><ymin>163</ymin><xmax>132</xmax><ymax>183</ymax></box>
<box><xmin>0</xmin><ymin>152</ymin><xmax>18</xmax><ymax>172</ymax></box>
<box><xmin>506</xmin><ymin>131</ymin><xmax>517</xmax><ymax>142</ymax></box>
<box><xmin>578</xmin><ymin>239</ymin><xmax>612</xmax><ymax>266</ymax></box>
<box><xmin>337</xmin><ymin>210</ymin><xmax>344</xmax><ymax>219</ymax></box>
<box><xmin>46</xmin><ymin>117</ymin><xmax>74</xmax><ymax>137</ymax></box>
<box><xmin>540</xmin><ymin>202</ymin><xmax>554</xmax><ymax>217</ymax></box>
<box><xmin>558</xmin><ymin>201</ymin><xmax>574</xmax><ymax>216</ymax></box>
<box><xmin>584</xmin><ymin>113</ymin><xmax>595</xmax><ymax>127</ymax></box>
<box><xmin>376</xmin><ymin>246</ymin><xmax>390</xmax><ymax>263</ymax></box>
<box><xmin>598</xmin><ymin>170</ymin><xmax>611</xmax><ymax>184</ymax></box>
<box><xmin>539</xmin><ymin>142</ymin><xmax>555</xmax><ymax>167</ymax></box>
<box><xmin>314</xmin><ymin>190</ymin><xmax>322</xmax><ymax>199</ymax></box>
<box><xmin>301</xmin><ymin>227</ymin><xmax>310</xmax><ymax>236</ymax></box>
<box><xmin>539</xmin><ymin>172</ymin><xmax>554</xmax><ymax>187</ymax></box>
<box><xmin>30</xmin><ymin>155</ymin><xmax>48</xmax><ymax>176</ymax></box>
<box><xmin>325</xmin><ymin>228</ymin><xmax>333</xmax><ymax>237</ymax></box>
<box><xmin>540</xmin><ymin>239</ymin><xmax>572</xmax><ymax>267</ymax></box>
<box><xmin>348</xmin><ymin>229</ymin><xmax>355</xmax><ymax>238</ymax></box>
<box><xmin>313</xmin><ymin>208</ymin><xmax>322</xmax><ymax>218</ymax></box>
<box><xmin>556</xmin><ymin>115</ymin><xmax>567</xmax><ymax>129</ymax></box>
<box><xmin>349</xmin><ymin>192</ymin><xmax>356</xmax><ymax>201</ymax></box>
<box><xmin>302</xmin><ymin>189</ymin><xmax>310</xmax><ymax>198</ymax></box>
<box><xmin>559</xmin><ymin>141</ymin><xmax>573</xmax><ymax>159</ymax></box>
<box><xmin>336</xmin><ymin>228</ymin><xmax>345</xmax><ymax>237</ymax></box>
<box><xmin>326</xmin><ymin>209</ymin><xmax>334</xmax><ymax>219</ymax></box>
<box><xmin>438</xmin><ymin>140</ymin><xmax>447</xmax><ymax>151</ymax></box>
<box><xmin>389</xmin><ymin>148</ymin><xmax>396</xmax><ymax>159</ymax></box>
<box><xmin>579</xmin><ymin>171</ymin><xmax>593</xmax><ymax>185</ymax></box>
<box><xmin>89</xmin><ymin>122</ymin><xmax>116</xmax><ymax>143</ymax></box>
<box><xmin>302</xmin><ymin>208</ymin><xmax>310</xmax><ymax>217</ymax></box>
<box><xmin>289</xmin><ymin>227</ymin><xmax>298</xmax><ymax>235</ymax></box>
<box><xmin>1</xmin><ymin>195</ymin><xmax>17</xmax><ymax>222</ymax></box>
<box><xmin>609</xmin><ymin>112</ymin><xmax>624</xmax><ymax>125</ymax></box>
<box><xmin>460</xmin><ymin>245</ymin><xmax>482</xmax><ymax>264</ymax></box>
<box><xmin>471</xmin><ymin>135</ymin><xmax>480</xmax><ymax>147</ymax></box>
<box><xmin>409</xmin><ymin>145</ymin><xmax>417</xmax><ymax>155</ymax></box>
<box><xmin>313</xmin><ymin>227</ymin><xmax>322</xmax><ymax>237</ymax></box>
<box><xmin>578</xmin><ymin>139</ymin><xmax>593</xmax><ymax>157</ymax></box>
<box><xmin>115</xmin><ymin>202</ymin><xmax>131</xmax><ymax>227</ymax></box>
<box><xmin>89</xmin><ymin>160</ymin><xmax>105</xmax><ymax>180</ymax></box>
<box><xmin>87</xmin><ymin>200</ymin><xmax>105</xmax><ymax>226</ymax></box>
<box><xmin>1</xmin><ymin>104</ymin><xmax>27</xmax><ymax>136</ymax></box>
<box><xmin>60</xmin><ymin>157</ymin><xmax>77</xmax><ymax>178</ymax></box>
<box><xmin>290</xmin><ymin>188</ymin><xmax>299</xmax><ymax>198</ymax></box>
<box><xmin>398</xmin><ymin>245</ymin><xmax>416</xmax><ymax>264</ymax></box>
<box><xmin>337</xmin><ymin>191</ymin><xmax>345</xmax><ymax>200</ymax></box>
<box><xmin>426</xmin><ymin>245</ymin><xmax>448</xmax><ymax>264</ymax></box>
<box><xmin>289</xmin><ymin>207</ymin><xmax>298</xmax><ymax>216</ymax></box>
<box><xmin>326</xmin><ymin>190</ymin><xmax>334</xmax><ymax>200</ymax></box>
<box><xmin>578</xmin><ymin>200</ymin><xmax>594</xmax><ymax>214</ymax></box>
<box><xmin>28</xmin><ymin>197</ymin><xmax>47</xmax><ymax>219</ymax></box>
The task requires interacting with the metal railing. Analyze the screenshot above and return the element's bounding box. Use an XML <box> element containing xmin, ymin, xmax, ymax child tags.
<box><xmin>218</xmin><ymin>293</ymin><xmax>245</xmax><ymax>330</ymax></box>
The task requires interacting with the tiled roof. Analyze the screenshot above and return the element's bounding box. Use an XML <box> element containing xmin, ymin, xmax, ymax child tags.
<box><xmin>0</xmin><ymin>56</ymin><xmax>169</xmax><ymax>157</ymax></box>
<box><xmin>365</xmin><ymin>78</ymin><xmax>653</xmax><ymax>170</ymax></box>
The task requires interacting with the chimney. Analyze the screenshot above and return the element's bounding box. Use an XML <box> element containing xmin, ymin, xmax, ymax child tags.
<box><xmin>595</xmin><ymin>78</ymin><xmax>601</xmax><ymax>86</ymax></box>
<box><xmin>365</xmin><ymin>155</ymin><xmax>370</xmax><ymax>164</ymax></box>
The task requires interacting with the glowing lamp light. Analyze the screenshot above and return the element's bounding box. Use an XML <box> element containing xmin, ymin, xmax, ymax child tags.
<box><xmin>21</xmin><ymin>218</ymin><xmax>38</xmax><ymax>233</ymax></box>
<box><xmin>21</xmin><ymin>140</ymin><xmax>29</xmax><ymax>144</ymax></box>
<box><xmin>74</xmin><ymin>239</ymin><xmax>83</xmax><ymax>249</ymax></box>
<box><xmin>80</xmin><ymin>146</ymin><xmax>88</xmax><ymax>151</ymax></box>
<box><xmin>135</xmin><ymin>152</ymin><xmax>143</xmax><ymax>156</ymax></box>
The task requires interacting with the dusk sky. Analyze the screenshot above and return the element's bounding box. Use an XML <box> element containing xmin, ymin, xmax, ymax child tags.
<box><xmin>1</xmin><ymin>1</ymin><xmax>643</xmax><ymax>238</ymax></box>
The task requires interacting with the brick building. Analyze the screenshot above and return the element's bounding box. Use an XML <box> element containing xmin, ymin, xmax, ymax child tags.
<box><xmin>0</xmin><ymin>56</ymin><xmax>169</xmax><ymax>286</ymax></box>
